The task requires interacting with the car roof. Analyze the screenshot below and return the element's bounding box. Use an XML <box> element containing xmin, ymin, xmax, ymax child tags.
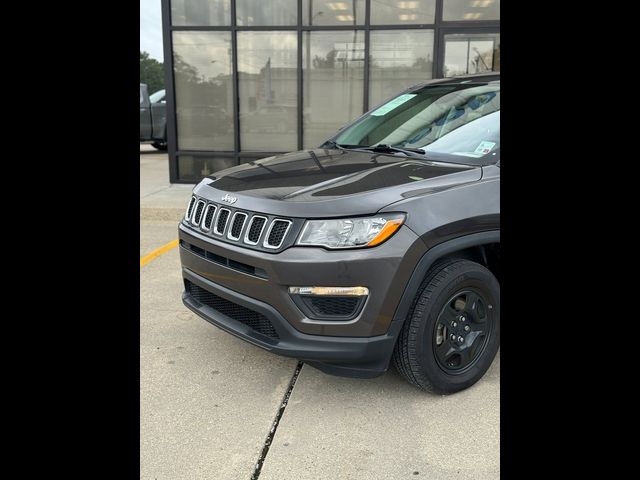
<box><xmin>410</xmin><ymin>72</ymin><xmax>500</xmax><ymax>90</ymax></box>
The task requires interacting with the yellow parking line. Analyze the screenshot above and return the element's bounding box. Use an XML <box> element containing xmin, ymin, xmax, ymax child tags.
<box><xmin>140</xmin><ymin>239</ymin><xmax>179</xmax><ymax>267</ymax></box>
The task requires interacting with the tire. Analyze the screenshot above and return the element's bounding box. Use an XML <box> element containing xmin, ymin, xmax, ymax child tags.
<box><xmin>151</xmin><ymin>141</ymin><xmax>167</xmax><ymax>151</ymax></box>
<box><xmin>392</xmin><ymin>258</ymin><xmax>500</xmax><ymax>394</ymax></box>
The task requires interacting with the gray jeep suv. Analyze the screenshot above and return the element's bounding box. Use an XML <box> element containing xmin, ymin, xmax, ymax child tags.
<box><xmin>179</xmin><ymin>73</ymin><xmax>500</xmax><ymax>394</ymax></box>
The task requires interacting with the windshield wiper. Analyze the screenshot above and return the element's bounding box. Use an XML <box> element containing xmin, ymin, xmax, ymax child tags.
<box><xmin>354</xmin><ymin>144</ymin><xmax>427</xmax><ymax>159</ymax></box>
<box><xmin>321</xmin><ymin>140</ymin><xmax>362</xmax><ymax>150</ymax></box>
<box><xmin>322</xmin><ymin>140</ymin><xmax>428</xmax><ymax>159</ymax></box>
<box><xmin>372</xmin><ymin>144</ymin><xmax>426</xmax><ymax>155</ymax></box>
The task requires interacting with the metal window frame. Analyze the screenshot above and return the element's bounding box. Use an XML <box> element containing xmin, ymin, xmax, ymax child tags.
<box><xmin>160</xmin><ymin>0</ymin><xmax>500</xmax><ymax>183</ymax></box>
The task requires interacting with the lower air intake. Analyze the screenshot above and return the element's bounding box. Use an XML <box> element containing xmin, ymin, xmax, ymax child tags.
<box><xmin>185</xmin><ymin>280</ymin><xmax>279</xmax><ymax>339</ymax></box>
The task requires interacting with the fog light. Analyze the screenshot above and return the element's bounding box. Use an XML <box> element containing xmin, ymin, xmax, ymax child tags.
<box><xmin>288</xmin><ymin>286</ymin><xmax>369</xmax><ymax>296</ymax></box>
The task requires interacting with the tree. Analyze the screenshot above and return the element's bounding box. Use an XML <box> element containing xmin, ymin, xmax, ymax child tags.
<box><xmin>313</xmin><ymin>49</ymin><xmax>337</xmax><ymax>69</ymax></box>
<box><xmin>140</xmin><ymin>51</ymin><xmax>164</xmax><ymax>94</ymax></box>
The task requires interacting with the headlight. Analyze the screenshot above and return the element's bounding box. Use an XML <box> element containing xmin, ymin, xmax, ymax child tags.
<box><xmin>296</xmin><ymin>214</ymin><xmax>405</xmax><ymax>249</ymax></box>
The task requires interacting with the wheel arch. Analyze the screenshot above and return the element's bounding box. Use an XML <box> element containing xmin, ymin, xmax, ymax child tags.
<box><xmin>388</xmin><ymin>230</ymin><xmax>500</xmax><ymax>336</ymax></box>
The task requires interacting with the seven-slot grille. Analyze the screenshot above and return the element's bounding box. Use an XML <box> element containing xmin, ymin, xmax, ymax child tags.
<box><xmin>184</xmin><ymin>196</ymin><xmax>296</xmax><ymax>251</ymax></box>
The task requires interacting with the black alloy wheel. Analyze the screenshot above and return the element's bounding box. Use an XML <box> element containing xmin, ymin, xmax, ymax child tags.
<box><xmin>433</xmin><ymin>289</ymin><xmax>494</xmax><ymax>373</ymax></box>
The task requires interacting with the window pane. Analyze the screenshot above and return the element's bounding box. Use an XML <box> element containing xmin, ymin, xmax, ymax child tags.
<box><xmin>173</xmin><ymin>32</ymin><xmax>234</xmax><ymax>151</ymax></box>
<box><xmin>236</xmin><ymin>0</ymin><xmax>297</xmax><ymax>26</ymax></box>
<box><xmin>443</xmin><ymin>0</ymin><xmax>500</xmax><ymax>21</ymax></box>
<box><xmin>443</xmin><ymin>33</ymin><xmax>500</xmax><ymax>77</ymax></box>
<box><xmin>370</xmin><ymin>0</ymin><xmax>435</xmax><ymax>25</ymax></box>
<box><xmin>178</xmin><ymin>156</ymin><xmax>237</xmax><ymax>182</ymax></box>
<box><xmin>369</xmin><ymin>30</ymin><xmax>434</xmax><ymax>107</ymax></box>
<box><xmin>303</xmin><ymin>31</ymin><xmax>365</xmax><ymax>148</ymax></box>
<box><xmin>171</xmin><ymin>0</ymin><xmax>230</xmax><ymax>26</ymax></box>
<box><xmin>302</xmin><ymin>1</ymin><xmax>365</xmax><ymax>26</ymax></box>
<box><xmin>238</xmin><ymin>32</ymin><xmax>298</xmax><ymax>152</ymax></box>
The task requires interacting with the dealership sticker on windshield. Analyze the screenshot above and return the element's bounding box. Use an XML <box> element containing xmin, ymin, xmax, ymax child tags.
<box><xmin>371</xmin><ymin>94</ymin><xmax>417</xmax><ymax>116</ymax></box>
<box><xmin>474</xmin><ymin>141</ymin><xmax>496</xmax><ymax>155</ymax></box>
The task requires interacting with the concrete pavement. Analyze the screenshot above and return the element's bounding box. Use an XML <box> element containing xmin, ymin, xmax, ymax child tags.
<box><xmin>141</xmin><ymin>146</ymin><xmax>299</xmax><ymax>479</ymax></box>
<box><xmin>140</xmin><ymin>143</ymin><xmax>192</xmax><ymax>222</ymax></box>
<box><xmin>140</xmin><ymin>146</ymin><xmax>500</xmax><ymax>479</ymax></box>
<box><xmin>259</xmin><ymin>359</ymin><xmax>500</xmax><ymax>480</ymax></box>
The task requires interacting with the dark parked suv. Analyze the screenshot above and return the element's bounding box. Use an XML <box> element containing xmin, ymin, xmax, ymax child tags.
<box><xmin>179</xmin><ymin>72</ymin><xmax>500</xmax><ymax>393</ymax></box>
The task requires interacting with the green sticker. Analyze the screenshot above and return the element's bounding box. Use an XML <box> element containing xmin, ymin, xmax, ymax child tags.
<box><xmin>370</xmin><ymin>94</ymin><xmax>417</xmax><ymax>116</ymax></box>
<box><xmin>474</xmin><ymin>141</ymin><xmax>496</xmax><ymax>155</ymax></box>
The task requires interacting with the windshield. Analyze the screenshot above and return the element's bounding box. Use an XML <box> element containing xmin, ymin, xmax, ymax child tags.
<box><xmin>334</xmin><ymin>81</ymin><xmax>500</xmax><ymax>165</ymax></box>
<box><xmin>149</xmin><ymin>89</ymin><xmax>165</xmax><ymax>104</ymax></box>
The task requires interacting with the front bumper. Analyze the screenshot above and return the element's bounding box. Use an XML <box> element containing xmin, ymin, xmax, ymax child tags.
<box><xmin>179</xmin><ymin>222</ymin><xmax>425</xmax><ymax>377</ymax></box>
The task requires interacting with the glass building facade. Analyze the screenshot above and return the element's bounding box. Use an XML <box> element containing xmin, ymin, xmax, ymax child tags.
<box><xmin>161</xmin><ymin>0</ymin><xmax>500</xmax><ymax>182</ymax></box>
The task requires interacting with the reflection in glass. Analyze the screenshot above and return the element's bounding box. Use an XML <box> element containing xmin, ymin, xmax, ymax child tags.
<box><xmin>443</xmin><ymin>0</ymin><xmax>500</xmax><ymax>21</ymax></box>
<box><xmin>173</xmin><ymin>32</ymin><xmax>234</xmax><ymax>151</ymax></box>
<box><xmin>336</xmin><ymin>84</ymin><xmax>500</xmax><ymax>165</ymax></box>
<box><xmin>370</xmin><ymin>0</ymin><xmax>435</xmax><ymax>25</ymax></box>
<box><xmin>178</xmin><ymin>156</ymin><xmax>237</xmax><ymax>182</ymax></box>
<box><xmin>369</xmin><ymin>30</ymin><xmax>434</xmax><ymax>107</ymax></box>
<box><xmin>302</xmin><ymin>31</ymin><xmax>365</xmax><ymax>148</ymax></box>
<box><xmin>444</xmin><ymin>33</ymin><xmax>499</xmax><ymax>77</ymax></box>
<box><xmin>170</xmin><ymin>0</ymin><xmax>231</xmax><ymax>26</ymax></box>
<box><xmin>238</xmin><ymin>32</ymin><xmax>298</xmax><ymax>151</ymax></box>
<box><xmin>236</xmin><ymin>0</ymin><xmax>297</xmax><ymax>26</ymax></box>
<box><xmin>302</xmin><ymin>0</ymin><xmax>365</xmax><ymax>26</ymax></box>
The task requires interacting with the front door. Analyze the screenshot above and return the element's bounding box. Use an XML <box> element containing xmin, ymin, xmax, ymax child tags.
<box><xmin>437</xmin><ymin>29</ymin><xmax>500</xmax><ymax>78</ymax></box>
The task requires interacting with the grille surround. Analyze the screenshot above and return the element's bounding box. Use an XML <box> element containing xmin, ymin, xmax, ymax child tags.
<box><xmin>227</xmin><ymin>212</ymin><xmax>248</xmax><ymax>241</ymax></box>
<box><xmin>264</xmin><ymin>219</ymin><xmax>293</xmax><ymax>249</ymax></box>
<box><xmin>244</xmin><ymin>216</ymin><xmax>267</xmax><ymax>245</ymax></box>
<box><xmin>214</xmin><ymin>208</ymin><xmax>231</xmax><ymax>236</ymax></box>
<box><xmin>201</xmin><ymin>204</ymin><xmax>216</xmax><ymax>231</ymax></box>
<box><xmin>191</xmin><ymin>200</ymin><xmax>206</xmax><ymax>227</ymax></box>
<box><xmin>186</xmin><ymin>280</ymin><xmax>279</xmax><ymax>339</ymax></box>
<box><xmin>186</xmin><ymin>196</ymin><xmax>196</xmax><ymax>221</ymax></box>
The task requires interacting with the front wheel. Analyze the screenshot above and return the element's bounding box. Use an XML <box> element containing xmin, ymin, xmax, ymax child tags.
<box><xmin>392</xmin><ymin>258</ymin><xmax>500</xmax><ymax>394</ymax></box>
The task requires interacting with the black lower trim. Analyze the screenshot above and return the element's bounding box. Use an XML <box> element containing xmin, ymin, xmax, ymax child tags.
<box><xmin>182</xmin><ymin>267</ymin><xmax>399</xmax><ymax>378</ymax></box>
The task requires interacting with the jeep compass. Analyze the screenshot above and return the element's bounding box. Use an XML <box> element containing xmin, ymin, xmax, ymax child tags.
<box><xmin>179</xmin><ymin>72</ymin><xmax>500</xmax><ymax>394</ymax></box>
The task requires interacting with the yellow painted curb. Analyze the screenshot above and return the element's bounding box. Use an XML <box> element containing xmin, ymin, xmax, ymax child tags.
<box><xmin>140</xmin><ymin>239</ymin><xmax>179</xmax><ymax>267</ymax></box>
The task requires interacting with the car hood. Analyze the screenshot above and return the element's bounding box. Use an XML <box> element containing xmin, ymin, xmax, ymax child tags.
<box><xmin>193</xmin><ymin>148</ymin><xmax>482</xmax><ymax>218</ymax></box>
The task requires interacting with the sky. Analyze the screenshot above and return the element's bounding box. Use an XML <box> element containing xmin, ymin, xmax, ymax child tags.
<box><xmin>140</xmin><ymin>0</ymin><xmax>164</xmax><ymax>61</ymax></box>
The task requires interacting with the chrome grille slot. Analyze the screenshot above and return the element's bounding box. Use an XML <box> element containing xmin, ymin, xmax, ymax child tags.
<box><xmin>191</xmin><ymin>200</ymin><xmax>206</xmax><ymax>226</ymax></box>
<box><xmin>244</xmin><ymin>216</ymin><xmax>267</xmax><ymax>245</ymax></box>
<box><xmin>201</xmin><ymin>204</ymin><xmax>216</xmax><ymax>231</ymax></box>
<box><xmin>185</xmin><ymin>196</ymin><xmax>196</xmax><ymax>221</ymax></box>
<box><xmin>227</xmin><ymin>212</ymin><xmax>248</xmax><ymax>241</ymax></box>
<box><xmin>214</xmin><ymin>208</ymin><xmax>231</xmax><ymax>235</ymax></box>
<box><xmin>264</xmin><ymin>219</ymin><xmax>292</xmax><ymax>249</ymax></box>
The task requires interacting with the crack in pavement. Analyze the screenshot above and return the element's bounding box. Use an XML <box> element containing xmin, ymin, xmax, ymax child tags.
<box><xmin>250</xmin><ymin>361</ymin><xmax>304</xmax><ymax>480</ymax></box>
